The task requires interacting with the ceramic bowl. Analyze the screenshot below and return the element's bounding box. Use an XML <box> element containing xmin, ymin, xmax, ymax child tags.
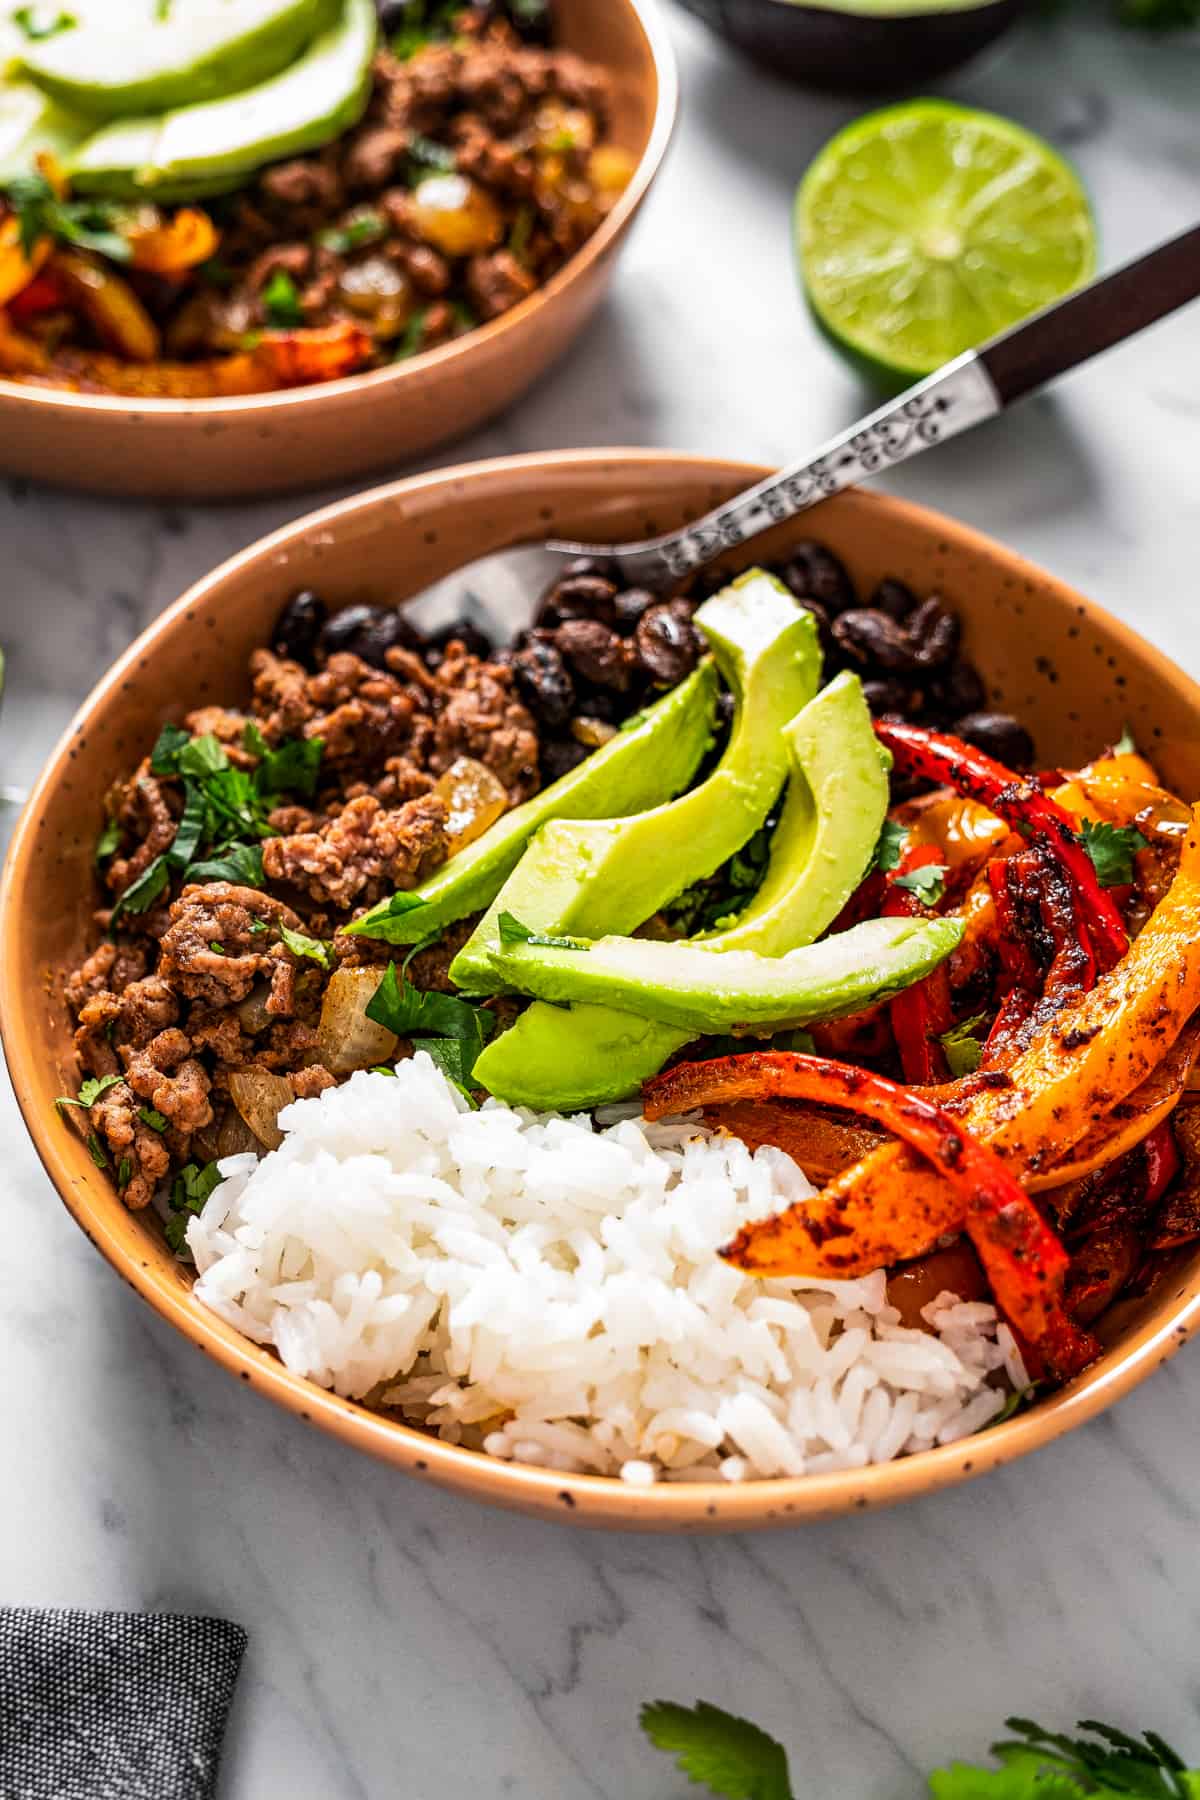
<box><xmin>676</xmin><ymin>0</ymin><xmax>1023</xmax><ymax>91</ymax></box>
<box><xmin>0</xmin><ymin>2</ymin><xmax>675</xmax><ymax>502</ymax></box>
<box><xmin>5</xmin><ymin>449</ymin><xmax>1200</xmax><ymax>1532</ymax></box>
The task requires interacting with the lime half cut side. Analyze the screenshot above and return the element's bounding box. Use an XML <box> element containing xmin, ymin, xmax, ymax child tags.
<box><xmin>796</xmin><ymin>100</ymin><xmax>1098</xmax><ymax>390</ymax></box>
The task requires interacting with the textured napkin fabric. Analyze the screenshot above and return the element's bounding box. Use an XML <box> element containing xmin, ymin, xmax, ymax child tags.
<box><xmin>0</xmin><ymin>1609</ymin><xmax>246</xmax><ymax>1800</ymax></box>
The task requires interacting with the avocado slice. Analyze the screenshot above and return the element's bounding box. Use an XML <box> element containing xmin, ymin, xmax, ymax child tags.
<box><xmin>487</xmin><ymin>915</ymin><xmax>965</xmax><ymax>1036</ymax></box>
<box><xmin>473</xmin><ymin>672</ymin><xmax>892</xmax><ymax>1108</ymax></box>
<box><xmin>17</xmin><ymin>0</ymin><xmax>332</xmax><ymax>122</ymax></box>
<box><xmin>0</xmin><ymin>79</ymin><xmax>89</xmax><ymax>180</ymax></box>
<box><xmin>451</xmin><ymin>569</ymin><xmax>822</xmax><ymax>995</ymax></box>
<box><xmin>68</xmin><ymin>0</ymin><xmax>374</xmax><ymax>201</ymax></box>
<box><xmin>346</xmin><ymin>659</ymin><xmax>721</xmax><ymax>949</ymax></box>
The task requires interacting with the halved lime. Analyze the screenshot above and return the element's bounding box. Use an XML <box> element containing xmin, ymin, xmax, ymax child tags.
<box><xmin>796</xmin><ymin>99</ymin><xmax>1098</xmax><ymax>389</ymax></box>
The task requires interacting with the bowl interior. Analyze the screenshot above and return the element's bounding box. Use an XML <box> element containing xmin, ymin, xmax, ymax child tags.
<box><xmin>5</xmin><ymin>451</ymin><xmax>1200</xmax><ymax>1531</ymax></box>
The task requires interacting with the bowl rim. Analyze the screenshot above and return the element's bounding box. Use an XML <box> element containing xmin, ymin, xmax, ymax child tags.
<box><xmin>6</xmin><ymin>445</ymin><xmax>1200</xmax><ymax>1532</ymax></box>
<box><xmin>0</xmin><ymin>0</ymin><xmax>678</xmax><ymax>421</ymax></box>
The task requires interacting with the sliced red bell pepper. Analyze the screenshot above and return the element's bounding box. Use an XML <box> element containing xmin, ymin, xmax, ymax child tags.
<box><xmin>643</xmin><ymin>1051</ymin><xmax>1101</xmax><ymax>1380</ymax></box>
<box><xmin>875</xmin><ymin>720</ymin><xmax>1128</xmax><ymax>971</ymax></box>
<box><xmin>883</xmin><ymin>843</ymin><xmax>952</xmax><ymax>1084</ymax></box>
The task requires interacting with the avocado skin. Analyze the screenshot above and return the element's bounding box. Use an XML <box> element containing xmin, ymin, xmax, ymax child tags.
<box><xmin>18</xmin><ymin>0</ymin><xmax>334</xmax><ymax>122</ymax></box>
<box><xmin>475</xmin><ymin>669</ymin><xmax>890</xmax><ymax>1109</ymax></box>
<box><xmin>347</xmin><ymin>659</ymin><xmax>721</xmax><ymax>948</ymax></box>
<box><xmin>487</xmin><ymin>915</ymin><xmax>966</xmax><ymax>1036</ymax></box>
<box><xmin>452</xmin><ymin>569</ymin><xmax>822</xmax><ymax>995</ymax></box>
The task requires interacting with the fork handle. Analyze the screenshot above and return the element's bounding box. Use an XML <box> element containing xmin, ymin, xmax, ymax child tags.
<box><xmin>609</xmin><ymin>354</ymin><xmax>1002</xmax><ymax>586</ymax></box>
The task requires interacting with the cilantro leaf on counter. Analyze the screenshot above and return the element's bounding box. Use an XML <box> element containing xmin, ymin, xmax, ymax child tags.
<box><xmin>640</xmin><ymin>1701</ymin><xmax>792</xmax><ymax>1800</ymax></box>
<box><xmin>894</xmin><ymin>862</ymin><xmax>949</xmax><ymax>907</ymax></box>
<box><xmin>1081</xmin><ymin>819</ymin><xmax>1148</xmax><ymax>889</ymax></box>
<box><xmin>931</xmin><ymin>1718</ymin><xmax>1200</xmax><ymax>1797</ymax></box>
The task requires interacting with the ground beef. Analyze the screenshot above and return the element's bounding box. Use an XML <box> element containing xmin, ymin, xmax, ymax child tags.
<box><xmin>91</xmin><ymin>1080</ymin><xmax>173</xmax><ymax>1211</ymax></box>
<box><xmin>104</xmin><ymin>765</ymin><xmax>179</xmax><ymax>900</ymax></box>
<box><xmin>157</xmin><ymin>883</ymin><xmax>307</xmax><ymax>1009</ymax></box>
<box><xmin>262</xmin><ymin>791</ymin><xmax>449</xmax><ymax>908</ymax></box>
<box><xmin>64</xmin><ymin>941</ymin><xmax>147</xmax><ymax>1012</ymax></box>
<box><xmin>428</xmin><ymin>645</ymin><xmax>539</xmax><ymax>802</ymax></box>
<box><xmin>250</xmin><ymin>648</ymin><xmax>435</xmax><ymax>769</ymax></box>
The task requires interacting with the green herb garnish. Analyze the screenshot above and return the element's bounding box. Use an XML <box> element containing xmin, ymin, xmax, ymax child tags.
<box><xmin>138</xmin><ymin>1107</ymin><xmax>168</xmax><ymax>1133</ymax></box>
<box><xmin>55</xmin><ymin>1072</ymin><xmax>122</xmax><ymax>1114</ymax></box>
<box><xmin>2</xmin><ymin>173</ymin><xmax>132</xmax><ymax>263</ymax></box>
<box><xmin>365</xmin><ymin>962</ymin><xmax>495</xmax><ymax>1084</ymax></box>
<box><xmin>164</xmin><ymin>1160</ymin><xmax>222</xmax><ymax>1254</ymax></box>
<box><xmin>937</xmin><ymin>1012</ymin><xmax>988</xmax><ymax>1079</ymax></box>
<box><xmin>242</xmin><ymin>721</ymin><xmax>324</xmax><ymax>799</ymax></box>
<box><xmin>640</xmin><ymin>1702</ymin><xmax>791</xmax><ymax>1800</ymax></box>
<box><xmin>894</xmin><ymin>862</ymin><xmax>949</xmax><ymax>907</ymax></box>
<box><xmin>316</xmin><ymin>209</ymin><xmax>386</xmax><ymax>255</ymax></box>
<box><xmin>393</xmin><ymin>306</ymin><xmax>430</xmax><ymax>362</ymax></box>
<box><xmin>279</xmin><ymin>923</ymin><xmax>333</xmax><ymax>970</ymax></box>
<box><xmin>1081</xmin><ymin>818</ymin><xmax>1148</xmax><ymax>889</ymax></box>
<box><xmin>94</xmin><ymin>817</ymin><xmax>121</xmax><ymax>864</ymax></box>
<box><xmin>497</xmin><ymin>912</ymin><xmax>591</xmax><ymax>951</ymax></box>
<box><xmin>870</xmin><ymin>817</ymin><xmax>908</xmax><ymax>875</ymax></box>
<box><xmin>11</xmin><ymin>5</ymin><xmax>76</xmax><ymax>39</ymax></box>
<box><xmin>261</xmin><ymin>267</ymin><xmax>303</xmax><ymax>329</ymax></box>
<box><xmin>407</xmin><ymin>134</ymin><xmax>457</xmax><ymax>176</ymax></box>
<box><xmin>86</xmin><ymin>1132</ymin><xmax>109</xmax><ymax>1169</ymax></box>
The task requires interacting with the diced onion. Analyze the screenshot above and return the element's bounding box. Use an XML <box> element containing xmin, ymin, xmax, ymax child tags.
<box><xmin>317</xmin><ymin>967</ymin><xmax>399</xmax><ymax>1076</ymax></box>
<box><xmin>435</xmin><ymin>756</ymin><xmax>508</xmax><ymax>853</ymax></box>
<box><xmin>235</xmin><ymin>982</ymin><xmax>275</xmax><ymax>1036</ymax></box>
<box><xmin>228</xmin><ymin>1069</ymin><xmax>295</xmax><ymax>1152</ymax></box>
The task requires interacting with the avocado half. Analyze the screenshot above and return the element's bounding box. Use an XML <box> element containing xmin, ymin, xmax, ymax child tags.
<box><xmin>676</xmin><ymin>0</ymin><xmax>1023</xmax><ymax>92</ymax></box>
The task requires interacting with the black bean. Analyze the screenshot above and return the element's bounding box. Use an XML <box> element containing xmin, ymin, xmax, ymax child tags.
<box><xmin>831</xmin><ymin>608</ymin><xmax>920</xmax><ymax>673</ymax></box>
<box><xmin>928</xmin><ymin>660</ymin><xmax>987</xmax><ymax>721</ymax></box>
<box><xmin>612</xmin><ymin>587</ymin><xmax>658</xmax><ymax>634</ymax></box>
<box><xmin>870</xmin><ymin>578</ymin><xmax>918</xmax><ymax>624</ymax></box>
<box><xmin>512</xmin><ymin>638</ymin><xmax>576</xmax><ymax>727</ymax></box>
<box><xmin>535</xmin><ymin>571</ymin><xmax>618</xmax><ymax>630</ymax></box>
<box><xmin>633</xmin><ymin>602</ymin><xmax>702</xmax><ymax>685</ymax></box>
<box><xmin>273</xmin><ymin>590</ymin><xmax>328</xmax><ymax>668</ymax></box>
<box><xmin>319</xmin><ymin>603</ymin><xmax>425</xmax><ymax>665</ymax></box>
<box><xmin>554</xmin><ymin>618</ymin><xmax>634</xmax><ymax>691</ymax></box>
<box><xmin>862</xmin><ymin>677</ymin><xmax>916</xmax><ymax>716</ymax></box>
<box><xmin>540</xmin><ymin>736</ymin><xmax>590</xmax><ymax>783</ymax></box>
<box><xmin>779</xmin><ymin>541</ymin><xmax>857</xmax><ymax>615</ymax></box>
<box><xmin>907</xmin><ymin>595</ymin><xmax>960</xmax><ymax>670</ymax></box>
<box><xmin>423</xmin><ymin>617</ymin><xmax>494</xmax><ymax>667</ymax></box>
<box><xmin>573</xmin><ymin>685</ymin><xmax>621</xmax><ymax>723</ymax></box>
<box><xmin>953</xmin><ymin>712</ymin><xmax>1035</xmax><ymax>769</ymax></box>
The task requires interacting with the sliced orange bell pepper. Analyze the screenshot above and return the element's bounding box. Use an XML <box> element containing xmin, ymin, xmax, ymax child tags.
<box><xmin>125</xmin><ymin>207</ymin><xmax>219</xmax><ymax>275</ymax></box>
<box><xmin>677</xmin><ymin>806</ymin><xmax>1200</xmax><ymax>1281</ymax></box>
<box><xmin>643</xmin><ymin>1051</ymin><xmax>1100</xmax><ymax>1378</ymax></box>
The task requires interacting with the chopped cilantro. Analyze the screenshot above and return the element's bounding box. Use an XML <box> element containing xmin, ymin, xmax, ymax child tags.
<box><xmin>208</xmin><ymin>941</ymin><xmax>224</xmax><ymax>955</ymax></box>
<box><xmin>508</xmin><ymin>203</ymin><xmax>534</xmax><ymax>263</ymax></box>
<box><xmin>663</xmin><ymin>825</ymin><xmax>773</xmax><ymax>936</ymax></box>
<box><xmin>870</xmin><ymin>817</ymin><xmax>908</xmax><ymax>875</ymax></box>
<box><xmin>12</xmin><ymin>5</ymin><xmax>76</xmax><ymax>39</ymax></box>
<box><xmin>2</xmin><ymin>174</ymin><xmax>132</xmax><ymax>262</ymax></box>
<box><xmin>242</xmin><ymin>721</ymin><xmax>324</xmax><ymax>799</ymax></box>
<box><xmin>1081</xmin><ymin>817</ymin><xmax>1148</xmax><ymax>888</ymax></box>
<box><xmin>279</xmin><ymin>923</ymin><xmax>333</xmax><ymax>970</ymax></box>
<box><xmin>370</xmin><ymin>1064</ymin><xmax>398</xmax><ymax>1076</ymax></box>
<box><xmin>497</xmin><ymin>912</ymin><xmax>591</xmax><ymax>951</ymax></box>
<box><xmin>261</xmin><ymin>267</ymin><xmax>303</xmax><ymax>329</ymax></box>
<box><xmin>94</xmin><ymin>817</ymin><xmax>121</xmax><ymax>864</ymax></box>
<box><xmin>316</xmin><ymin>209</ymin><xmax>386</xmax><ymax>254</ymax></box>
<box><xmin>365</xmin><ymin>963</ymin><xmax>494</xmax><ymax>1083</ymax></box>
<box><xmin>165</xmin><ymin>1160</ymin><xmax>222</xmax><ymax>1254</ymax></box>
<box><xmin>248</xmin><ymin>916</ymin><xmax>270</xmax><ymax>936</ymax></box>
<box><xmin>110</xmin><ymin>853</ymin><xmax>170</xmax><ymax>921</ymax></box>
<box><xmin>149</xmin><ymin>721</ymin><xmax>191</xmax><ymax>774</ymax></box>
<box><xmin>138</xmin><ymin>1107</ymin><xmax>168</xmax><ymax>1133</ymax></box>
<box><xmin>55</xmin><ymin>1072</ymin><xmax>122</xmax><ymax>1114</ymax></box>
<box><xmin>407</xmin><ymin>134</ymin><xmax>457</xmax><ymax>176</ymax></box>
<box><xmin>416</xmin><ymin>1036</ymin><xmax>479</xmax><ymax>1105</ymax></box>
<box><xmin>116</xmin><ymin>1156</ymin><xmax>133</xmax><ymax>1189</ymax></box>
<box><xmin>86</xmin><ymin>1132</ymin><xmax>109</xmax><ymax>1170</ymax></box>
<box><xmin>187</xmin><ymin>843</ymin><xmax>266</xmax><ymax>887</ymax></box>
<box><xmin>175</xmin><ymin>732</ymin><xmax>228</xmax><ymax>778</ymax></box>
<box><xmin>937</xmin><ymin>1013</ymin><xmax>988</xmax><ymax>1079</ymax></box>
<box><xmin>894</xmin><ymin>862</ymin><xmax>949</xmax><ymax>907</ymax></box>
<box><xmin>393</xmin><ymin>306</ymin><xmax>429</xmax><ymax>361</ymax></box>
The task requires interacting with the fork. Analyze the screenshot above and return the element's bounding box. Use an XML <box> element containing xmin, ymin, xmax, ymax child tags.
<box><xmin>407</xmin><ymin>220</ymin><xmax>1200</xmax><ymax>637</ymax></box>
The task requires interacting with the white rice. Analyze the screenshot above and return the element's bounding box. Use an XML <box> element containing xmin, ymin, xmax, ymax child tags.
<box><xmin>188</xmin><ymin>1053</ymin><xmax>1025</xmax><ymax>1482</ymax></box>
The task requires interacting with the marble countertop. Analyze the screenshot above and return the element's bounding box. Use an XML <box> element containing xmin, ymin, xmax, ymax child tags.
<box><xmin>2</xmin><ymin>7</ymin><xmax>1199</xmax><ymax>1795</ymax></box>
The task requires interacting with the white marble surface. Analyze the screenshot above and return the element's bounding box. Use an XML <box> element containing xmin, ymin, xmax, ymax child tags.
<box><xmin>2</xmin><ymin>7</ymin><xmax>1200</xmax><ymax>1795</ymax></box>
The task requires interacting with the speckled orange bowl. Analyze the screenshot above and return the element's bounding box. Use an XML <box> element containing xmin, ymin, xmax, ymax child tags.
<box><xmin>5</xmin><ymin>449</ymin><xmax>1200</xmax><ymax>1531</ymax></box>
<box><xmin>0</xmin><ymin>2</ymin><xmax>675</xmax><ymax>503</ymax></box>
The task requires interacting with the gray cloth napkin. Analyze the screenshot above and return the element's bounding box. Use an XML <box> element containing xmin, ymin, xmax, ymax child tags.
<box><xmin>0</xmin><ymin>1608</ymin><xmax>246</xmax><ymax>1800</ymax></box>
